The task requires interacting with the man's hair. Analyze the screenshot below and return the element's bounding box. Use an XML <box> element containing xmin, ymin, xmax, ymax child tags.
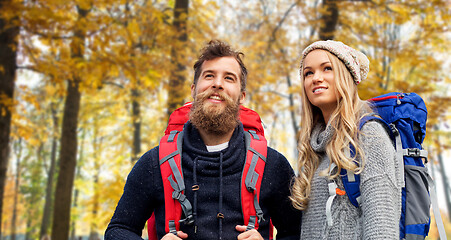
<box><xmin>193</xmin><ymin>40</ymin><xmax>247</xmax><ymax>92</ymax></box>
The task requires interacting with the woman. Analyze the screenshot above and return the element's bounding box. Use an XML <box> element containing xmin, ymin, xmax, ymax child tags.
<box><xmin>291</xmin><ymin>40</ymin><xmax>401</xmax><ymax>239</ymax></box>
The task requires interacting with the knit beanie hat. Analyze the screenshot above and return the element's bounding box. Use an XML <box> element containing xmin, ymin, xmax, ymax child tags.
<box><xmin>300</xmin><ymin>40</ymin><xmax>369</xmax><ymax>84</ymax></box>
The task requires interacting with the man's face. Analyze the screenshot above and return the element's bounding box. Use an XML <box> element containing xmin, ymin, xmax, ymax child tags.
<box><xmin>190</xmin><ymin>56</ymin><xmax>246</xmax><ymax>135</ymax></box>
<box><xmin>191</xmin><ymin>56</ymin><xmax>245</xmax><ymax>108</ymax></box>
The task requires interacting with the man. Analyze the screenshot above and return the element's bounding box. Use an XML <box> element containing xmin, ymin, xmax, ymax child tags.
<box><xmin>105</xmin><ymin>40</ymin><xmax>301</xmax><ymax>240</ymax></box>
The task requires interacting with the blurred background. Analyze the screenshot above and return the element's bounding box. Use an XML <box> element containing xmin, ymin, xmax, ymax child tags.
<box><xmin>0</xmin><ymin>0</ymin><xmax>450</xmax><ymax>239</ymax></box>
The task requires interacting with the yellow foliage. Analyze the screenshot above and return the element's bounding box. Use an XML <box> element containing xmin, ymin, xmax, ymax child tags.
<box><xmin>6</xmin><ymin>0</ymin><xmax>450</xmax><ymax>237</ymax></box>
<box><xmin>1</xmin><ymin>172</ymin><xmax>27</xmax><ymax>237</ymax></box>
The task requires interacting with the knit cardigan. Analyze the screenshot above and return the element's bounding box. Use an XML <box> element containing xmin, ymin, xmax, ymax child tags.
<box><xmin>105</xmin><ymin>122</ymin><xmax>301</xmax><ymax>240</ymax></box>
<box><xmin>300</xmin><ymin>121</ymin><xmax>401</xmax><ymax>240</ymax></box>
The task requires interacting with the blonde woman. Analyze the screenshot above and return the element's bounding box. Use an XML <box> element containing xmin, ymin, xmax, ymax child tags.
<box><xmin>291</xmin><ymin>40</ymin><xmax>401</xmax><ymax>239</ymax></box>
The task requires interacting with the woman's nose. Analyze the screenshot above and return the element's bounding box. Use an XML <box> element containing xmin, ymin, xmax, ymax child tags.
<box><xmin>312</xmin><ymin>73</ymin><xmax>324</xmax><ymax>83</ymax></box>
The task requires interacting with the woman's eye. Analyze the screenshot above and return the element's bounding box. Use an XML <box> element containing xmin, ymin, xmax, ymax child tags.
<box><xmin>205</xmin><ymin>74</ymin><xmax>214</xmax><ymax>78</ymax></box>
<box><xmin>304</xmin><ymin>71</ymin><xmax>313</xmax><ymax>77</ymax></box>
<box><xmin>225</xmin><ymin>76</ymin><xmax>235</xmax><ymax>81</ymax></box>
<box><xmin>325</xmin><ymin>66</ymin><xmax>332</xmax><ymax>71</ymax></box>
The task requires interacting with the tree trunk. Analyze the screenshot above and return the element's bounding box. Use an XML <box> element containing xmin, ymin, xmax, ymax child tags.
<box><xmin>88</xmin><ymin>170</ymin><xmax>100</xmax><ymax>240</ymax></box>
<box><xmin>89</xmin><ymin>123</ymin><xmax>101</xmax><ymax>240</ymax></box>
<box><xmin>435</xmin><ymin>125</ymin><xmax>451</xmax><ymax>218</ymax></box>
<box><xmin>131</xmin><ymin>88</ymin><xmax>141</xmax><ymax>163</ymax></box>
<box><xmin>51</xmin><ymin>79</ymin><xmax>81</xmax><ymax>240</ymax></box>
<box><xmin>24</xmin><ymin>143</ymin><xmax>43</xmax><ymax>240</ymax></box>
<box><xmin>0</xmin><ymin>1</ymin><xmax>19</xmax><ymax>238</ymax></box>
<box><xmin>40</xmin><ymin>102</ymin><xmax>59</xmax><ymax>238</ymax></box>
<box><xmin>70</xmin><ymin>127</ymin><xmax>86</xmax><ymax>240</ymax></box>
<box><xmin>11</xmin><ymin>139</ymin><xmax>22</xmax><ymax>240</ymax></box>
<box><xmin>25</xmin><ymin>216</ymin><xmax>32</xmax><ymax>240</ymax></box>
<box><xmin>88</xmin><ymin>170</ymin><xmax>100</xmax><ymax>239</ymax></box>
<box><xmin>286</xmin><ymin>74</ymin><xmax>299</xmax><ymax>159</ymax></box>
<box><xmin>437</xmin><ymin>148</ymin><xmax>451</xmax><ymax>219</ymax></box>
<box><xmin>69</xmin><ymin>188</ymin><xmax>79</xmax><ymax>240</ymax></box>
<box><xmin>167</xmin><ymin>0</ymin><xmax>189</xmax><ymax>117</ymax></box>
<box><xmin>51</xmin><ymin>6</ymin><xmax>87</xmax><ymax>237</ymax></box>
<box><xmin>318</xmin><ymin>0</ymin><xmax>338</xmax><ymax>40</ymax></box>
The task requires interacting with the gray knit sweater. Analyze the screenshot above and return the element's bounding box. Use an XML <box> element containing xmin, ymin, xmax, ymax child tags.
<box><xmin>300</xmin><ymin>121</ymin><xmax>401</xmax><ymax>240</ymax></box>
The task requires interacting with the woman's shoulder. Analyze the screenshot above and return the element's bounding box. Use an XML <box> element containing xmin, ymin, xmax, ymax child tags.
<box><xmin>359</xmin><ymin>120</ymin><xmax>397</xmax><ymax>182</ymax></box>
<box><xmin>359</xmin><ymin>119</ymin><xmax>391</xmax><ymax>140</ymax></box>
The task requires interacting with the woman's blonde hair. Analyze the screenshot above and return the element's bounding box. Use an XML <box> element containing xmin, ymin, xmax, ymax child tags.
<box><xmin>290</xmin><ymin>50</ymin><xmax>372</xmax><ymax>210</ymax></box>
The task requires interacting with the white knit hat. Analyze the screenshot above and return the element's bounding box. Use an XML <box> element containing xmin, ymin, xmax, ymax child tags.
<box><xmin>300</xmin><ymin>40</ymin><xmax>369</xmax><ymax>84</ymax></box>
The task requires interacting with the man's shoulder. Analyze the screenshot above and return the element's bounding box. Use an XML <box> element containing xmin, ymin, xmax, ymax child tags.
<box><xmin>142</xmin><ymin>145</ymin><xmax>159</xmax><ymax>157</ymax></box>
<box><xmin>265</xmin><ymin>147</ymin><xmax>294</xmax><ymax>172</ymax></box>
<box><xmin>266</xmin><ymin>146</ymin><xmax>288</xmax><ymax>161</ymax></box>
<box><xmin>134</xmin><ymin>145</ymin><xmax>160</xmax><ymax>168</ymax></box>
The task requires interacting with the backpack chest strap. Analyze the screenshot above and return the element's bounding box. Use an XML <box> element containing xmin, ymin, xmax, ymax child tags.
<box><xmin>326</xmin><ymin>149</ymin><xmax>362</xmax><ymax>226</ymax></box>
<box><xmin>325</xmin><ymin>163</ymin><xmax>345</xmax><ymax>226</ymax></box>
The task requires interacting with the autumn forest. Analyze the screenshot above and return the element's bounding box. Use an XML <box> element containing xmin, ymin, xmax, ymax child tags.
<box><xmin>0</xmin><ymin>0</ymin><xmax>450</xmax><ymax>239</ymax></box>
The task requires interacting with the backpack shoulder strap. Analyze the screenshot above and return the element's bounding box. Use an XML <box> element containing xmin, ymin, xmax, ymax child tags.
<box><xmin>159</xmin><ymin>130</ymin><xmax>194</xmax><ymax>234</ymax></box>
<box><xmin>339</xmin><ymin>145</ymin><xmax>362</xmax><ymax>208</ymax></box>
<box><xmin>340</xmin><ymin>115</ymin><xmax>393</xmax><ymax>208</ymax></box>
<box><xmin>241</xmin><ymin>130</ymin><xmax>268</xmax><ymax>230</ymax></box>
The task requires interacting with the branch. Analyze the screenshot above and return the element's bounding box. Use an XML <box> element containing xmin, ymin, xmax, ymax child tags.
<box><xmin>17</xmin><ymin>65</ymin><xmax>43</xmax><ymax>74</ymax></box>
<box><xmin>86</xmin><ymin>22</ymin><xmax>113</xmax><ymax>37</ymax></box>
<box><xmin>263</xmin><ymin>89</ymin><xmax>289</xmax><ymax>99</ymax></box>
<box><xmin>22</xmin><ymin>26</ymin><xmax>73</xmax><ymax>39</ymax></box>
<box><xmin>267</xmin><ymin>0</ymin><xmax>301</xmax><ymax>51</ymax></box>
<box><xmin>102</xmin><ymin>80</ymin><xmax>125</xmax><ymax>89</ymax></box>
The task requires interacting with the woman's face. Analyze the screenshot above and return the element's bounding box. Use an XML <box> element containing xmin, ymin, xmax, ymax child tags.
<box><xmin>302</xmin><ymin>50</ymin><xmax>339</xmax><ymax>122</ymax></box>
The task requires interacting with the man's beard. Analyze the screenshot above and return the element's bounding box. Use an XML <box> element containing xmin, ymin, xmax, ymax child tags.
<box><xmin>189</xmin><ymin>89</ymin><xmax>241</xmax><ymax>136</ymax></box>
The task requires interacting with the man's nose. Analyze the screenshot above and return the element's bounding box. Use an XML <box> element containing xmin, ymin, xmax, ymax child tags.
<box><xmin>212</xmin><ymin>77</ymin><xmax>224</xmax><ymax>89</ymax></box>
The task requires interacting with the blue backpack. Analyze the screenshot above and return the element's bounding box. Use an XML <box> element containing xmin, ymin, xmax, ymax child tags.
<box><xmin>337</xmin><ymin>92</ymin><xmax>445</xmax><ymax>240</ymax></box>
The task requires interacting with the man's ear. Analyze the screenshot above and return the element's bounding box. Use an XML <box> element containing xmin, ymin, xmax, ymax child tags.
<box><xmin>191</xmin><ymin>84</ymin><xmax>196</xmax><ymax>100</ymax></box>
<box><xmin>239</xmin><ymin>91</ymin><xmax>246</xmax><ymax>105</ymax></box>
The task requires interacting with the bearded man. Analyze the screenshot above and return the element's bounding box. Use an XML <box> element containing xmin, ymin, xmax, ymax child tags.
<box><xmin>105</xmin><ymin>40</ymin><xmax>301</xmax><ymax>240</ymax></box>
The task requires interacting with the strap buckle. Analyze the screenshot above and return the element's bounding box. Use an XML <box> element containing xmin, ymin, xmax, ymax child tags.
<box><xmin>172</xmin><ymin>191</ymin><xmax>186</xmax><ymax>201</ymax></box>
<box><xmin>246</xmin><ymin>216</ymin><xmax>257</xmax><ymax>231</ymax></box>
<box><xmin>179</xmin><ymin>214</ymin><xmax>194</xmax><ymax>225</ymax></box>
<box><xmin>406</xmin><ymin>148</ymin><xmax>420</xmax><ymax>157</ymax></box>
<box><xmin>248</xmin><ymin>130</ymin><xmax>260</xmax><ymax>140</ymax></box>
<box><xmin>389</xmin><ymin>123</ymin><xmax>399</xmax><ymax>136</ymax></box>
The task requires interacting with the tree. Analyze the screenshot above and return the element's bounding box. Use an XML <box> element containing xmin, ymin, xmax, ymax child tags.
<box><xmin>51</xmin><ymin>5</ymin><xmax>88</xmax><ymax>240</ymax></box>
<box><xmin>39</xmin><ymin>101</ymin><xmax>59</xmax><ymax>239</ymax></box>
<box><xmin>88</xmin><ymin>116</ymin><xmax>102</xmax><ymax>240</ymax></box>
<box><xmin>0</xmin><ymin>0</ymin><xmax>19</xmax><ymax>237</ymax></box>
<box><xmin>2</xmin><ymin>0</ymin><xmax>448</xmax><ymax>238</ymax></box>
<box><xmin>167</xmin><ymin>0</ymin><xmax>189</xmax><ymax>117</ymax></box>
<box><xmin>10</xmin><ymin>138</ymin><xmax>22</xmax><ymax>240</ymax></box>
<box><xmin>318</xmin><ymin>0</ymin><xmax>338</xmax><ymax>40</ymax></box>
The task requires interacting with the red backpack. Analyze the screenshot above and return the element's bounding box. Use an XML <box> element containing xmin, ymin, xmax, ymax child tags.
<box><xmin>147</xmin><ymin>102</ymin><xmax>273</xmax><ymax>239</ymax></box>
